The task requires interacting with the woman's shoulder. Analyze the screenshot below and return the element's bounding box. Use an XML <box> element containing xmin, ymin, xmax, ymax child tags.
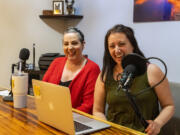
<box><xmin>86</xmin><ymin>58</ymin><xmax>99</xmax><ymax>67</ymax></box>
<box><xmin>86</xmin><ymin>58</ymin><xmax>100</xmax><ymax>71</ymax></box>
<box><xmin>147</xmin><ymin>63</ymin><xmax>162</xmax><ymax>74</ymax></box>
<box><xmin>52</xmin><ymin>57</ymin><xmax>66</xmax><ymax>64</ymax></box>
<box><xmin>147</xmin><ymin>63</ymin><xmax>165</xmax><ymax>86</ymax></box>
<box><xmin>47</xmin><ymin>57</ymin><xmax>66</xmax><ymax>69</ymax></box>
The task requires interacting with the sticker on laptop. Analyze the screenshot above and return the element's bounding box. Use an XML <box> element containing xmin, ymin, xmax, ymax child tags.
<box><xmin>12</xmin><ymin>79</ymin><xmax>14</xmax><ymax>90</ymax></box>
<box><xmin>33</xmin><ymin>85</ymin><xmax>41</xmax><ymax>97</ymax></box>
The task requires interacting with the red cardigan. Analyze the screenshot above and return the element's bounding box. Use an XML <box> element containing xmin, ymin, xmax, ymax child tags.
<box><xmin>42</xmin><ymin>57</ymin><xmax>100</xmax><ymax>114</ymax></box>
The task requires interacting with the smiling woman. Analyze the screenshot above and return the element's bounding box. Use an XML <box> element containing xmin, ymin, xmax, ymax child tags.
<box><xmin>42</xmin><ymin>27</ymin><xmax>100</xmax><ymax>114</ymax></box>
<box><xmin>63</xmin><ymin>28</ymin><xmax>85</xmax><ymax>64</ymax></box>
<box><xmin>93</xmin><ymin>24</ymin><xmax>175</xmax><ymax>135</ymax></box>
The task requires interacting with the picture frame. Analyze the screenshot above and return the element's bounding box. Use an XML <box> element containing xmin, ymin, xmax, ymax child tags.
<box><xmin>133</xmin><ymin>0</ymin><xmax>180</xmax><ymax>22</ymax></box>
<box><xmin>53</xmin><ymin>0</ymin><xmax>64</xmax><ymax>15</ymax></box>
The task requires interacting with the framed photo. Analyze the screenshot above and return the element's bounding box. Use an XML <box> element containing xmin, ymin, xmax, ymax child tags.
<box><xmin>53</xmin><ymin>1</ymin><xmax>64</xmax><ymax>15</ymax></box>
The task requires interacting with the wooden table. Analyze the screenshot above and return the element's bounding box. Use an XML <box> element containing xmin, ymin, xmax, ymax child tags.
<box><xmin>0</xmin><ymin>96</ymin><xmax>146</xmax><ymax>135</ymax></box>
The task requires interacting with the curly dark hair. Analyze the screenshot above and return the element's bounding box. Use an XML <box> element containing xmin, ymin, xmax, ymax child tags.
<box><xmin>101</xmin><ymin>24</ymin><xmax>145</xmax><ymax>81</ymax></box>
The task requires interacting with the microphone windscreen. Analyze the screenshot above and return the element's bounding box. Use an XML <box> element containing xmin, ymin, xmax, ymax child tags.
<box><xmin>124</xmin><ymin>65</ymin><xmax>137</xmax><ymax>75</ymax></box>
<box><xmin>19</xmin><ymin>48</ymin><xmax>30</xmax><ymax>61</ymax></box>
<box><xmin>122</xmin><ymin>53</ymin><xmax>147</xmax><ymax>76</ymax></box>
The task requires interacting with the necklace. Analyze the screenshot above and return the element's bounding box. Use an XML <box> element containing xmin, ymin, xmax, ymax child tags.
<box><xmin>113</xmin><ymin>66</ymin><xmax>123</xmax><ymax>81</ymax></box>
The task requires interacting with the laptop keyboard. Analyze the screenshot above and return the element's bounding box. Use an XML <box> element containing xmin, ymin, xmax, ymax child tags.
<box><xmin>74</xmin><ymin>121</ymin><xmax>92</xmax><ymax>132</ymax></box>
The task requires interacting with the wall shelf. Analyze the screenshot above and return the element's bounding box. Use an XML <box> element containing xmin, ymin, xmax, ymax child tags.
<box><xmin>39</xmin><ymin>14</ymin><xmax>83</xmax><ymax>34</ymax></box>
<box><xmin>39</xmin><ymin>14</ymin><xmax>83</xmax><ymax>19</ymax></box>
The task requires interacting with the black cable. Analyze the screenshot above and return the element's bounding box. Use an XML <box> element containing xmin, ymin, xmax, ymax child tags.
<box><xmin>125</xmin><ymin>90</ymin><xmax>148</xmax><ymax>129</ymax></box>
<box><xmin>2</xmin><ymin>63</ymin><xmax>18</xmax><ymax>102</ymax></box>
<box><xmin>117</xmin><ymin>56</ymin><xmax>167</xmax><ymax>97</ymax></box>
<box><xmin>134</xmin><ymin>57</ymin><xmax>167</xmax><ymax>97</ymax></box>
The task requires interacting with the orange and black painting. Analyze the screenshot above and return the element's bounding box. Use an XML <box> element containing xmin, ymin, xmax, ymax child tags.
<box><xmin>134</xmin><ymin>0</ymin><xmax>180</xmax><ymax>22</ymax></box>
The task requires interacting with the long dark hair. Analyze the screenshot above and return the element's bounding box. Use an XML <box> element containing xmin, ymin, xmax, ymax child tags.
<box><xmin>101</xmin><ymin>24</ymin><xmax>145</xmax><ymax>81</ymax></box>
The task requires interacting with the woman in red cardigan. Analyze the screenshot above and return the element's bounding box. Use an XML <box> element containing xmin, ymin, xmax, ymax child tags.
<box><xmin>43</xmin><ymin>27</ymin><xmax>100</xmax><ymax>114</ymax></box>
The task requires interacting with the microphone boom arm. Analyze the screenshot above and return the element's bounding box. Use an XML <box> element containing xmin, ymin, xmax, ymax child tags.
<box><xmin>125</xmin><ymin>89</ymin><xmax>148</xmax><ymax>129</ymax></box>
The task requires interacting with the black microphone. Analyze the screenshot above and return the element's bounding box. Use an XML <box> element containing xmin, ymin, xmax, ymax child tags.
<box><xmin>3</xmin><ymin>48</ymin><xmax>30</xmax><ymax>102</ymax></box>
<box><xmin>118</xmin><ymin>64</ymin><xmax>137</xmax><ymax>90</ymax></box>
<box><xmin>118</xmin><ymin>53</ymin><xmax>147</xmax><ymax>90</ymax></box>
<box><xmin>19</xmin><ymin>48</ymin><xmax>30</xmax><ymax>60</ymax></box>
<box><xmin>18</xmin><ymin>48</ymin><xmax>30</xmax><ymax>72</ymax></box>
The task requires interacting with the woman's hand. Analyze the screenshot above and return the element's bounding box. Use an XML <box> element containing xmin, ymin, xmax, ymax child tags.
<box><xmin>145</xmin><ymin>120</ymin><xmax>161</xmax><ymax>135</ymax></box>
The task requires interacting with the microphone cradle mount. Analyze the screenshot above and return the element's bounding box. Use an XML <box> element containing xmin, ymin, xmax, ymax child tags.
<box><xmin>3</xmin><ymin>48</ymin><xmax>30</xmax><ymax>102</ymax></box>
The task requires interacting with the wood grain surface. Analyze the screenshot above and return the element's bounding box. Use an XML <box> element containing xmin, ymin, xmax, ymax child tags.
<box><xmin>0</xmin><ymin>96</ymin><xmax>146</xmax><ymax>135</ymax></box>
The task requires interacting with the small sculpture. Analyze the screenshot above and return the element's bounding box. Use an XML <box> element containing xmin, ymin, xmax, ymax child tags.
<box><xmin>65</xmin><ymin>0</ymin><xmax>75</xmax><ymax>15</ymax></box>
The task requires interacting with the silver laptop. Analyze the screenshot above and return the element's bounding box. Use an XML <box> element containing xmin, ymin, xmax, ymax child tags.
<box><xmin>32</xmin><ymin>79</ymin><xmax>110</xmax><ymax>135</ymax></box>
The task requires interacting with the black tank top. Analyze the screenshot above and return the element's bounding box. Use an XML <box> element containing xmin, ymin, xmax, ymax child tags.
<box><xmin>59</xmin><ymin>80</ymin><xmax>72</xmax><ymax>87</ymax></box>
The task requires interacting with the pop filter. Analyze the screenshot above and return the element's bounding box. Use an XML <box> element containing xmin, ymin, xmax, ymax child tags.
<box><xmin>122</xmin><ymin>53</ymin><xmax>147</xmax><ymax>76</ymax></box>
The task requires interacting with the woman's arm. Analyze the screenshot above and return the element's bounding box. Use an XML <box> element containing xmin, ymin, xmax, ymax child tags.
<box><xmin>146</xmin><ymin>64</ymin><xmax>175</xmax><ymax>135</ymax></box>
<box><xmin>93</xmin><ymin>73</ymin><xmax>107</xmax><ymax>120</ymax></box>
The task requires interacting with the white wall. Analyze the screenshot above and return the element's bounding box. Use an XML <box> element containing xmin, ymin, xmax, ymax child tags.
<box><xmin>0</xmin><ymin>0</ymin><xmax>64</xmax><ymax>88</ymax></box>
<box><xmin>0</xmin><ymin>0</ymin><xmax>180</xmax><ymax>88</ymax></box>
<box><xmin>75</xmin><ymin>0</ymin><xmax>180</xmax><ymax>83</ymax></box>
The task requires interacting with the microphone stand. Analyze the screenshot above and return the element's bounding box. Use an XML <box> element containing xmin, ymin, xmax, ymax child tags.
<box><xmin>124</xmin><ymin>88</ymin><xmax>148</xmax><ymax>129</ymax></box>
<box><xmin>118</xmin><ymin>73</ymin><xmax>148</xmax><ymax>129</ymax></box>
<box><xmin>33</xmin><ymin>43</ymin><xmax>35</xmax><ymax>70</ymax></box>
<box><xmin>3</xmin><ymin>64</ymin><xmax>17</xmax><ymax>102</ymax></box>
<box><xmin>117</xmin><ymin>54</ymin><xmax>168</xmax><ymax>130</ymax></box>
<box><xmin>117</xmin><ymin>64</ymin><xmax>148</xmax><ymax>129</ymax></box>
